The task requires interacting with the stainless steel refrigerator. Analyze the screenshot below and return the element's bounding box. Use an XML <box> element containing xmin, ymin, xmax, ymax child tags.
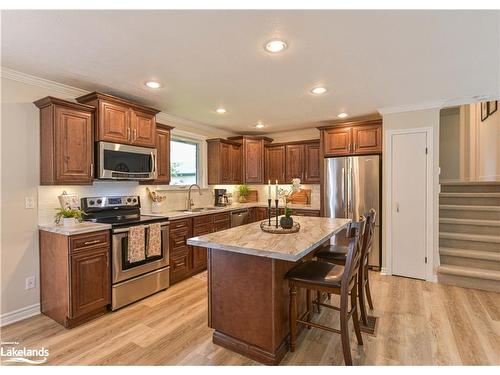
<box><xmin>323</xmin><ymin>155</ymin><xmax>381</xmax><ymax>268</ymax></box>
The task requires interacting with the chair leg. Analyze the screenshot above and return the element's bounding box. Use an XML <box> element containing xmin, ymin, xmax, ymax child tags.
<box><xmin>306</xmin><ymin>289</ymin><xmax>312</xmax><ymax>329</ymax></box>
<box><xmin>365</xmin><ymin>270</ymin><xmax>374</xmax><ymax>310</ymax></box>
<box><xmin>358</xmin><ymin>271</ymin><xmax>368</xmax><ymax>326</ymax></box>
<box><xmin>289</xmin><ymin>285</ymin><xmax>297</xmax><ymax>352</ymax></box>
<box><xmin>316</xmin><ymin>291</ymin><xmax>321</xmax><ymax>313</ymax></box>
<box><xmin>351</xmin><ymin>287</ymin><xmax>363</xmax><ymax>346</ymax></box>
<box><xmin>340</xmin><ymin>293</ymin><xmax>353</xmax><ymax>366</ymax></box>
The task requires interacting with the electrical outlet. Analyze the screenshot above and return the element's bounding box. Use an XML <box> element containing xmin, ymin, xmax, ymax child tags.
<box><xmin>25</xmin><ymin>276</ymin><xmax>36</xmax><ymax>290</ymax></box>
<box><xmin>25</xmin><ymin>197</ymin><xmax>35</xmax><ymax>209</ymax></box>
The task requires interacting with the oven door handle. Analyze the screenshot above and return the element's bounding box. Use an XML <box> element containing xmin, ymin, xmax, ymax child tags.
<box><xmin>113</xmin><ymin>223</ymin><xmax>170</xmax><ymax>234</ymax></box>
<box><xmin>150</xmin><ymin>151</ymin><xmax>156</xmax><ymax>174</ymax></box>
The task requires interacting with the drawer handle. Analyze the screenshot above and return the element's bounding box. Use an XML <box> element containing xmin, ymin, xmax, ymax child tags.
<box><xmin>83</xmin><ymin>239</ymin><xmax>101</xmax><ymax>245</ymax></box>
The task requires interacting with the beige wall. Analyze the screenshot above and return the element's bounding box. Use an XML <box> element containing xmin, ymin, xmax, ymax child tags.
<box><xmin>439</xmin><ymin>107</ymin><xmax>461</xmax><ymax>181</ymax></box>
<box><xmin>0</xmin><ymin>74</ymin><xmax>233</xmax><ymax>318</ymax></box>
<box><xmin>382</xmin><ymin>108</ymin><xmax>440</xmax><ymax>279</ymax></box>
<box><xmin>475</xmin><ymin>102</ymin><xmax>500</xmax><ymax>181</ymax></box>
<box><xmin>266</xmin><ymin>127</ymin><xmax>319</xmax><ymax>143</ymax></box>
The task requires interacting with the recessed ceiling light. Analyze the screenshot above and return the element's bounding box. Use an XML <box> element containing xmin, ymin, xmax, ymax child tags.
<box><xmin>337</xmin><ymin>112</ymin><xmax>349</xmax><ymax>118</ymax></box>
<box><xmin>145</xmin><ymin>81</ymin><xmax>161</xmax><ymax>89</ymax></box>
<box><xmin>311</xmin><ymin>87</ymin><xmax>327</xmax><ymax>95</ymax></box>
<box><xmin>216</xmin><ymin>108</ymin><xmax>227</xmax><ymax>114</ymax></box>
<box><xmin>265</xmin><ymin>40</ymin><xmax>287</xmax><ymax>53</ymax></box>
<box><xmin>256</xmin><ymin>123</ymin><xmax>265</xmax><ymax>129</ymax></box>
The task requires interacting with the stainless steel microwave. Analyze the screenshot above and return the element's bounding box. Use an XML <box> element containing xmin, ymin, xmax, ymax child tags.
<box><xmin>98</xmin><ymin>142</ymin><xmax>157</xmax><ymax>180</ymax></box>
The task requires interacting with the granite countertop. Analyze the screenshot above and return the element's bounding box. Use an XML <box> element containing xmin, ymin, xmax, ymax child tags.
<box><xmin>145</xmin><ymin>202</ymin><xmax>320</xmax><ymax>220</ymax></box>
<box><xmin>38</xmin><ymin>222</ymin><xmax>112</xmax><ymax>236</ymax></box>
<box><xmin>186</xmin><ymin>217</ymin><xmax>350</xmax><ymax>262</ymax></box>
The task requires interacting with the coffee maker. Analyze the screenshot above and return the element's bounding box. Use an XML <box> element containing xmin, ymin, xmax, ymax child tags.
<box><xmin>214</xmin><ymin>188</ymin><xmax>228</xmax><ymax>207</ymax></box>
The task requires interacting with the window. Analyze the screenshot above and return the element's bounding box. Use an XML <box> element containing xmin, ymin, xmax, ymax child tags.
<box><xmin>170</xmin><ymin>137</ymin><xmax>199</xmax><ymax>186</ymax></box>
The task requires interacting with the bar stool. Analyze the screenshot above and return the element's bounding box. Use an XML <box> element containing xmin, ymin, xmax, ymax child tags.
<box><xmin>286</xmin><ymin>219</ymin><xmax>366</xmax><ymax>366</ymax></box>
<box><xmin>316</xmin><ymin>210</ymin><xmax>376</xmax><ymax>328</ymax></box>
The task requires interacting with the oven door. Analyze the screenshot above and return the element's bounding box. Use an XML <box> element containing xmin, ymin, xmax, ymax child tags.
<box><xmin>99</xmin><ymin>142</ymin><xmax>157</xmax><ymax>180</ymax></box>
<box><xmin>112</xmin><ymin>223</ymin><xmax>169</xmax><ymax>284</ymax></box>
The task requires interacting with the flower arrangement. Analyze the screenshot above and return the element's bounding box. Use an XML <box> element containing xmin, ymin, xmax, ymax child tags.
<box><xmin>54</xmin><ymin>207</ymin><xmax>85</xmax><ymax>225</ymax></box>
<box><xmin>238</xmin><ymin>184</ymin><xmax>250</xmax><ymax>202</ymax></box>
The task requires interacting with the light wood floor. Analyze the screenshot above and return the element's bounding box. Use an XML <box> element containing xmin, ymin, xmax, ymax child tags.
<box><xmin>1</xmin><ymin>272</ymin><xmax>499</xmax><ymax>365</ymax></box>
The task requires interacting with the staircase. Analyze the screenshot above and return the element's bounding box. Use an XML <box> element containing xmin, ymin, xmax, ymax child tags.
<box><xmin>438</xmin><ymin>182</ymin><xmax>500</xmax><ymax>292</ymax></box>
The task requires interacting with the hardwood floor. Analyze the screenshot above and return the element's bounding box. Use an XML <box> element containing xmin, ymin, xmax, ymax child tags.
<box><xmin>1</xmin><ymin>272</ymin><xmax>499</xmax><ymax>365</ymax></box>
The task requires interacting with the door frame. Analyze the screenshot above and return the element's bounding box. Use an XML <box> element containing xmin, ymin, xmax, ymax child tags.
<box><xmin>385</xmin><ymin>127</ymin><xmax>434</xmax><ymax>281</ymax></box>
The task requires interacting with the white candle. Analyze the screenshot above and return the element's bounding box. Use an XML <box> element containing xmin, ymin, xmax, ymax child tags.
<box><xmin>275</xmin><ymin>180</ymin><xmax>278</xmax><ymax>200</ymax></box>
<box><xmin>268</xmin><ymin>180</ymin><xmax>271</xmax><ymax>200</ymax></box>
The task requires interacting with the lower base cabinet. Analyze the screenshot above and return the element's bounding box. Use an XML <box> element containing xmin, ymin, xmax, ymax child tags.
<box><xmin>40</xmin><ymin>230</ymin><xmax>111</xmax><ymax>328</ymax></box>
<box><xmin>249</xmin><ymin>207</ymin><xmax>320</xmax><ymax>223</ymax></box>
<box><xmin>170</xmin><ymin>212</ymin><xmax>231</xmax><ymax>285</ymax></box>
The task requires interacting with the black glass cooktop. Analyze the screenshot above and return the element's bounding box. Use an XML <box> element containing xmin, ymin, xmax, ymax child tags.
<box><xmin>86</xmin><ymin>215</ymin><xmax>168</xmax><ymax>228</ymax></box>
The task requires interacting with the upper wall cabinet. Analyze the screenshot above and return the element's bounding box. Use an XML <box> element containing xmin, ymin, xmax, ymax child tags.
<box><xmin>304</xmin><ymin>142</ymin><xmax>320</xmax><ymax>183</ymax></box>
<box><xmin>142</xmin><ymin>123</ymin><xmax>174</xmax><ymax>185</ymax></box>
<box><xmin>228</xmin><ymin>136</ymin><xmax>273</xmax><ymax>184</ymax></box>
<box><xmin>76</xmin><ymin>92</ymin><xmax>160</xmax><ymax>148</ymax></box>
<box><xmin>207</xmin><ymin>138</ymin><xmax>243</xmax><ymax>184</ymax></box>
<box><xmin>265</xmin><ymin>145</ymin><xmax>286</xmax><ymax>183</ymax></box>
<box><xmin>34</xmin><ymin>97</ymin><xmax>95</xmax><ymax>185</ymax></box>
<box><xmin>285</xmin><ymin>144</ymin><xmax>305</xmax><ymax>182</ymax></box>
<box><xmin>319</xmin><ymin>118</ymin><xmax>382</xmax><ymax>157</ymax></box>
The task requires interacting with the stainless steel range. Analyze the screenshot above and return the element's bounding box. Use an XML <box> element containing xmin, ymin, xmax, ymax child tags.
<box><xmin>81</xmin><ymin>195</ymin><xmax>170</xmax><ymax>310</ymax></box>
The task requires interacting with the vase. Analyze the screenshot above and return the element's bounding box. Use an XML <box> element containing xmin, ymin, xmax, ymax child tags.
<box><xmin>238</xmin><ymin>196</ymin><xmax>247</xmax><ymax>203</ymax></box>
<box><xmin>280</xmin><ymin>216</ymin><xmax>294</xmax><ymax>229</ymax></box>
<box><xmin>62</xmin><ymin>218</ymin><xmax>78</xmax><ymax>227</ymax></box>
<box><xmin>151</xmin><ymin>201</ymin><xmax>162</xmax><ymax>214</ymax></box>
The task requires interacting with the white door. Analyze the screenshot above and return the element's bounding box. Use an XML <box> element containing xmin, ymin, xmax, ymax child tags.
<box><xmin>391</xmin><ymin>132</ymin><xmax>428</xmax><ymax>279</ymax></box>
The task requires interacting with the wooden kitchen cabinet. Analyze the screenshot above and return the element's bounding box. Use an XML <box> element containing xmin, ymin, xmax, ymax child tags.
<box><xmin>34</xmin><ymin>97</ymin><xmax>95</xmax><ymax>185</ymax></box>
<box><xmin>142</xmin><ymin>123</ymin><xmax>173</xmax><ymax>184</ymax></box>
<box><xmin>207</xmin><ymin>139</ymin><xmax>242</xmax><ymax>184</ymax></box>
<box><xmin>319</xmin><ymin>118</ymin><xmax>382</xmax><ymax>157</ymax></box>
<box><xmin>228</xmin><ymin>136</ymin><xmax>273</xmax><ymax>184</ymax></box>
<box><xmin>285</xmin><ymin>144</ymin><xmax>305</xmax><ymax>181</ymax></box>
<box><xmin>40</xmin><ymin>230</ymin><xmax>111</xmax><ymax>328</ymax></box>
<box><xmin>290</xmin><ymin>209</ymin><xmax>320</xmax><ymax>217</ymax></box>
<box><xmin>304</xmin><ymin>141</ymin><xmax>320</xmax><ymax>183</ymax></box>
<box><xmin>265</xmin><ymin>145</ymin><xmax>286</xmax><ymax>183</ymax></box>
<box><xmin>76</xmin><ymin>92</ymin><xmax>160</xmax><ymax>148</ymax></box>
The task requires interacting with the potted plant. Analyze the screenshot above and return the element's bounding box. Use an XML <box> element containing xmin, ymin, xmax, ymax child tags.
<box><xmin>280</xmin><ymin>207</ymin><xmax>294</xmax><ymax>229</ymax></box>
<box><xmin>238</xmin><ymin>184</ymin><xmax>250</xmax><ymax>203</ymax></box>
<box><xmin>54</xmin><ymin>207</ymin><xmax>85</xmax><ymax>226</ymax></box>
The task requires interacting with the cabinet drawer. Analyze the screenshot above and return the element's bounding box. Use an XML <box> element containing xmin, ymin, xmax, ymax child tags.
<box><xmin>193</xmin><ymin>215</ymin><xmax>213</xmax><ymax>226</ymax></box>
<box><xmin>70</xmin><ymin>231</ymin><xmax>110</xmax><ymax>253</ymax></box>
<box><xmin>171</xmin><ymin>244</ymin><xmax>189</xmax><ymax>257</ymax></box>
<box><xmin>214</xmin><ymin>221</ymin><xmax>230</xmax><ymax>232</ymax></box>
<box><xmin>170</xmin><ymin>252</ymin><xmax>191</xmax><ymax>281</ymax></box>
<box><xmin>213</xmin><ymin>212</ymin><xmax>230</xmax><ymax>223</ymax></box>
<box><xmin>292</xmin><ymin>209</ymin><xmax>320</xmax><ymax>217</ymax></box>
<box><xmin>170</xmin><ymin>231</ymin><xmax>190</xmax><ymax>249</ymax></box>
<box><xmin>193</xmin><ymin>223</ymin><xmax>213</xmax><ymax>236</ymax></box>
<box><xmin>170</xmin><ymin>218</ymin><xmax>191</xmax><ymax>230</ymax></box>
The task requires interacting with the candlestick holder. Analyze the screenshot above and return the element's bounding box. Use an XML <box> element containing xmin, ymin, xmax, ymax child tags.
<box><xmin>267</xmin><ymin>199</ymin><xmax>272</xmax><ymax>226</ymax></box>
<box><xmin>275</xmin><ymin>199</ymin><xmax>279</xmax><ymax>228</ymax></box>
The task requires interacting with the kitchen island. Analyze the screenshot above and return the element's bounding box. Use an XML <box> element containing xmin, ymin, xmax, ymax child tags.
<box><xmin>187</xmin><ymin>216</ymin><xmax>350</xmax><ymax>365</ymax></box>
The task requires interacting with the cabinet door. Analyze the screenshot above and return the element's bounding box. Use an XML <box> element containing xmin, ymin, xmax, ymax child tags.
<box><xmin>265</xmin><ymin>146</ymin><xmax>286</xmax><ymax>183</ymax></box>
<box><xmin>70</xmin><ymin>247</ymin><xmax>110</xmax><ymax>318</ymax></box>
<box><xmin>304</xmin><ymin>143</ymin><xmax>320</xmax><ymax>183</ymax></box>
<box><xmin>131</xmin><ymin>109</ymin><xmax>156</xmax><ymax>148</ymax></box>
<box><xmin>244</xmin><ymin>139</ymin><xmax>264</xmax><ymax>183</ymax></box>
<box><xmin>98</xmin><ymin>100</ymin><xmax>131</xmax><ymax>144</ymax></box>
<box><xmin>154</xmin><ymin>127</ymin><xmax>171</xmax><ymax>184</ymax></box>
<box><xmin>220</xmin><ymin>143</ymin><xmax>232</xmax><ymax>183</ymax></box>
<box><xmin>54</xmin><ymin>106</ymin><xmax>93</xmax><ymax>184</ymax></box>
<box><xmin>285</xmin><ymin>144</ymin><xmax>305</xmax><ymax>182</ymax></box>
<box><xmin>230</xmin><ymin>144</ymin><xmax>243</xmax><ymax>183</ymax></box>
<box><xmin>192</xmin><ymin>223</ymin><xmax>212</xmax><ymax>272</ymax></box>
<box><xmin>353</xmin><ymin>125</ymin><xmax>382</xmax><ymax>154</ymax></box>
<box><xmin>323</xmin><ymin>127</ymin><xmax>352</xmax><ymax>156</ymax></box>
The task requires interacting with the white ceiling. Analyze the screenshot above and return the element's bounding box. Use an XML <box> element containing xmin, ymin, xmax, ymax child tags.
<box><xmin>2</xmin><ymin>10</ymin><xmax>499</xmax><ymax>133</ymax></box>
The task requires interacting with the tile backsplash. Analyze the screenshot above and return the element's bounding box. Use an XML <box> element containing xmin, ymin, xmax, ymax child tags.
<box><xmin>38</xmin><ymin>182</ymin><xmax>320</xmax><ymax>224</ymax></box>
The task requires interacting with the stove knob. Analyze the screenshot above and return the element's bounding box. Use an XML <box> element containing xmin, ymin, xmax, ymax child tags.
<box><xmin>96</xmin><ymin>199</ymin><xmax>102</xmax><ymax>205</ymax></box>
<box><xmin>127</xmin><ymin>197</ymin><xmax>132</xmax><ymax>203</ymax></box>
<box><xmin>132</xmin><ymin>198</ymin><xmax>137</xmax><ymax>203</ymax></box>
<box><xmin>88</xmin><ymin>200</ymin><xmax>95</xmax><ymax>205</ymax></box>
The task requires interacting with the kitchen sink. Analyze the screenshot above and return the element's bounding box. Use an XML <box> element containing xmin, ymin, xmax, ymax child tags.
<box><xmin>190</xmin><ymin>207</ymin><xmax>223</xmax><ymax>212</ymax></box>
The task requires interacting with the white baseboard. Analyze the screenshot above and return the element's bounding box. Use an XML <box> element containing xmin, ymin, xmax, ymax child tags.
<box><xmin>0</xmin><ymin>304</ymin><xmax>41</xmax><ymax>327</ymax></box>
<box><xmin>380</xmin><ymin>267</ymin><xmax>390</xmax><ymax>275</ymax></box>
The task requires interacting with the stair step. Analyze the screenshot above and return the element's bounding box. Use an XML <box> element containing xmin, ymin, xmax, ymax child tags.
<box><xmin>438</xmin><ymin>265</ymin><xmax>500</xmax><ymax>281</ymax></box>
<box><xmin>439</xmin><ymin>193</ymin><xmax>500</xmax><ymax>206</ymax></box>
<box><xmin>439</xmin><ymin>218</ymin><xmax>500</xmax><ymax>226</ymax></box>
<box><xmin>440</xmin><ymin>182</ymin><xmax>500</xmax><ymax>193</ymax></box>
<box><xmin>438</xmin><ymin>265</ymin><xmax>500</xmax><ymax>292</ymax></box>
<box><xmin>440</xmin><ymin>247</ymin><xmax>500</xmax><ymax>261</ymax></box>
<box><xmin>439</xmin><ymin>205</ymin><xmax>500</xmax><ymax>211</ymax></box>
<box><xmin>440</xmin><ymin>192</ymin><xmax>500</xmax><ymax>198</ymax></box>
<box><xmin>439</xmin><ymin>218</ymin><xmax>500</xmax><ymax>235</ymax></box>
<box><xmin>439</xmin><ymin>232</ymin><xmax>500</xmax><ymax>243</ymax></box>
<box><xmin>439</xmin><ymin>205</ymin><xmax>500</xmax><ymax>220</ymax></box>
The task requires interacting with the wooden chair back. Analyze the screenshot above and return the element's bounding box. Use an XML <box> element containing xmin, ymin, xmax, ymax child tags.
<box><xmin>341</xmin><ymin>218</ymin><xmax>366</xmax><ymax>295</ymax></box>
<box><xmin>360</xmin><ymin>209</ymin><xmax>377</xmax><ymax>268</ymax></box>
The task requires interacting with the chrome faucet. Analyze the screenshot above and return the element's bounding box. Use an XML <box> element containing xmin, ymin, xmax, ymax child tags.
<box><xmin>187</xmin><ymin>184</ymin><xmax>202</xmax><ymax>211</ymax></box>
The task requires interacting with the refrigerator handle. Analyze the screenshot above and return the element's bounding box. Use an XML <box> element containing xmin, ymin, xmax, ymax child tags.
<box><xmin>341</xmin><ymin>168</ymin><xmax>345</xmax><ymax>213</ymax></box>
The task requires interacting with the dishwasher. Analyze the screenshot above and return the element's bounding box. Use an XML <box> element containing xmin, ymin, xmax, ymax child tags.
<box><xmin>230</xmin><ymin>209</ymin><xmax>249</xmax><ymax>227</ymax></box>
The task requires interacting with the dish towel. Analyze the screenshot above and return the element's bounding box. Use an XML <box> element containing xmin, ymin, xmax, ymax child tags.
<box><xmin>147</xmin><ymin>223</ymin><xmax>162</xmax><ymax>257</ymax></box>
<box><xmin>128</xmin><ymin>225</ymin><xmax>146</xmax><ymax>263</ymax></box>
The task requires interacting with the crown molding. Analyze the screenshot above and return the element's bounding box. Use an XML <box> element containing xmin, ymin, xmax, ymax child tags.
<box><xmin>1</xmin><ymin>66</ymin><xmax>234</xmax><ymax>137</ymax></box>
<box><xmin>1</xmin><ymin>66</ymin><xmax>87</xmax><ymax>97</ymax></box>
<box><xmin>377</xmin><ymin>100</ymin><xmax>446</xmax><ymax>115</ymax></box>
